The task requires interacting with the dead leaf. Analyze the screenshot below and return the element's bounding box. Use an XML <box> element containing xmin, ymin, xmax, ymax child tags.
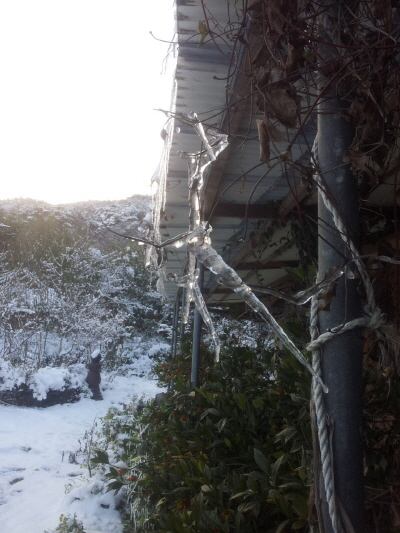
<box><xmin>265</xmin><ymin>0</ymin><xmax>284</xmax><ymax>36</ymax></box>
<box><xmin>255</xmin><ymin>66</ymin><xmax>270</xmax><ymax>90</ymax></box>
<box><xmin>317</xmin><ymin>280</ymin><xmax>338</xmax><ymax>312</ymax></box>
<box><xmin>279</xmin><ymin>151</ymin><xmax>291</xmax><ymax>161</ymax></box>
<box><xmin>263</xmin><ymin>85</ymin><xmax>300</xmax><ymax>128</ymax></box>
<box><xmin>343</xmin><ymin>144</ymin><xmax>376</xmax><ymax>197</ymax></box>
<box><xmin>265</xmin><ymin>0</ymin><xmax>298</xmax><ymax>37</ymax></box>
<box><xmin>269</xmin><ymin>68</ymin><xmax>285</xmax><ymax>84</ymax></box>
<box><xmin>286</xmin><ymin>42</ymin><xmax>304</xmax><ymax>76</ymax></box>
<box><xmin>372</xmin><ymin>414</ymin><xmax>395</xmax><ymax>430</ymax></box>
<box><xmin>348</xmin><ymin>99</ymin><xmax>365</xmax><ymax>125</ymax></box>
<box><xmin>344</xmin><ymin>147</ymin><xmax>376</xmax><ymax>177</ymax></box>
<box><xmin>372</xmin><ymin>0</ymin><xmax>391</xmax><ymax>22</ymax></box>
<box><xmin>198</xmin><ymin>20</ymin><xmax>208</xmax><ymax>46</ymax></box>
<box><xmin>348</xmin><ymin>95</ymin><xmax>383</xmax><ymax>148</ymax></box>
<box><xmin>251</xmin><ymin>45</ymin><xmax>272</xmax><ymax>68</ymax></box>
<box><xmin>256</xmin><ymin>119</ymin><xmax>270</xmax><ymax>163</ymax></box>
<box><xmin>362</xmin><ymin>98</ymin><xmax>384</xmax><ymax>146</ymax></box>
<box><xmin>264</xmin><ymin>117</ymin><xmax>287</xmax><ymax>144</ymax></box>
<box><xmin>247</xmin><ymin>0</ymin><xmax>263</xmax><ymax>11</ymax></box>
<box><xmin>298</xmin><ymin>164</ymin><xmax>316</xmax><ymax>193</ymax></box>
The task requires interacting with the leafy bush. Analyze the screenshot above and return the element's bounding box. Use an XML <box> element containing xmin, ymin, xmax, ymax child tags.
<box><xmin>92</xmin><ymin>343</ymin><xmax>313</xmax><ymax>533</ymax></box>
<box><xmin>87</xmin><ymin>316</ymin><xmax>400</xmax><ymax>533</ymax></box>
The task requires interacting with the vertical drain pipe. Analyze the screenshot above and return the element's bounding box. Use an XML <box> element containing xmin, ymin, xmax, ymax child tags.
<box><xmin>191</xmin><ymin>262</ymin><xmax>204</xmax><ymax>387</ymax></box>
<box><xmin>316</xmin><ymin>3</ymin><xmax>364</xmax><ymax>531</ymax></box>
<box><xmin>180</xmin><ymin>288</ymin><xmax>186</xmax><ymax>351</ymax></box>
<box><xmin>171</xmin><ymin>291</ymin><xmax>180</xmax><ymax>360</ymax></box>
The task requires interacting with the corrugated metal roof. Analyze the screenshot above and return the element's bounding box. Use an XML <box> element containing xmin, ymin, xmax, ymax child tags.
<box><xmin>153</xmin><ymin>0</ymin><xmax>316</xmax><ymax>305</ymax></box>
<box><xmin>154</xmin><ymin>0</ymin><xmax>399</xmax><ymax>309</ymax></box>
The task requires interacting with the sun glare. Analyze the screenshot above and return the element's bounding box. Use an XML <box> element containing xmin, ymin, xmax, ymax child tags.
<box><xmin>0</xmin><ymin>1</ymin><xmax>175</xmax><ymax>205</ymax></box>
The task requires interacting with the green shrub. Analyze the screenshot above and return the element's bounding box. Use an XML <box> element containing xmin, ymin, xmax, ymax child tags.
<box><xmin>92</xmin><ymin>343</ymin><xmax>313</xmax><ymax>533</ymax></box>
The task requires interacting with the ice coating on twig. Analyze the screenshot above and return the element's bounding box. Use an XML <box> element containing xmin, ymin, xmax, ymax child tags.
<box><xmin>175</xmin><ymin>116</ymin><xmax>228</xmax><ymax>348</ymax></box>
<box><xmin>181</xmin><ymin>288</ymin><xmax>192</xmax><ymax>325</ymax></box>
<box><xmin>147</xmin><ymin>115</ymin><xmax>175</xmax><ymax>294</ymax></box>
<box><xmin>187</xmin><ymin>111</ymin><xmax>229</xmax><ymax>162</ymax></box>
<box><xmin>250</xmin><ymin>265</ymin><xmax>345</xmax><ymax>306</ymax></box>
<box><xmin>151</xmin><ymin>111</ymin><xmax>328</xmax><ymax>390</ymax></box>
<box><xmin>169</xmin><ymin>272</ymin><xmax>193</xmax><ymax>325</ymax></box>
<box><xmin>188</xmin><ymin>230</ymin><xmax>328</xmax><ymax>392</ymax></box>
<box><xmin>191</xmin><ymin>273</ymin><xmax>221</xmax><ymax>361</ymax></box>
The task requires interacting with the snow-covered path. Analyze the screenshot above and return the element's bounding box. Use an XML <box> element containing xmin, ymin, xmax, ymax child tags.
<box><xmin>0</xmin><ymin>373</ymin><xmax>161</xmax><ymax>533</ymax></box>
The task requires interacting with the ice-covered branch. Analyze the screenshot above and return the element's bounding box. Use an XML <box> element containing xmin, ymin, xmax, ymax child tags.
<box><xmin>168</xmin><ymin>269</ymin><xmax>220</xmax><ymax>358</ymax></box>
<box><xmin>191</xmin><ymin>273</ymin><xmax>220</xmax><ymax>360</ymax></box>
<box><xmin>146</xmin><ymin>107</ymin><xmax>400</xmax><ymax>393</ymax></box>
<box><xmin>101</xmin><ymin>219</ymin><xmax>205</xmax><ymax>251</ymax></box>
<box><xmin>153</xmin><ymin>111</ymin><xmax>330</xmax><ymax>389</ymax></box>
<box><xmin>249</xmin><ymin>264</ymin><xmax>345</xmax><ymax>306</ymax></box>
<box><xmin>187</xmin><ymin>229</ymin><xmax>328</xmax><ymax>392</ymax></box>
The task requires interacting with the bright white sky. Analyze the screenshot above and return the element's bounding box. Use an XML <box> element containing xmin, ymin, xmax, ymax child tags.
<box><xmin>0</xmin><ymin>1</ymin><xmax>175</xmax><ymax>205</ymax></box>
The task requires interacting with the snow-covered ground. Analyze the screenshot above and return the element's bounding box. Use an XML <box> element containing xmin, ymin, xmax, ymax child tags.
<box><xmin>0</xmin><ymin>362</ymin><xmax>162</xmax><ymax>533</ymax></box>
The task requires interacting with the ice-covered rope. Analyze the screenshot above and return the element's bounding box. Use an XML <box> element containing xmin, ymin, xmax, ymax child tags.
<box><xmin>310</xmin><ymin>294</ymin><xmax>340</xmax><ymax>533</ymax></box>
<box><xmin>309</xmin><ymin>172</ymin><xmax>385</xmax><ymax>354</ymax></box>
<box><xmin>313</xmin><ymin>171</ymin><xmax>377</xmax><ymax>312</ymax></box>
<box><xmin>308</xmin><ymin>308</ymin><xmax>383</xmax><ymax>351</ymax></box>
<box><xmin>309</xmin><ymin>167</ymin><xmax>361</xmax><ymax>532</ymax></box>
<box><xmin>309</xmin><ymin>147</ymin><xmax>384</xmax><ymax>533</ymax></box>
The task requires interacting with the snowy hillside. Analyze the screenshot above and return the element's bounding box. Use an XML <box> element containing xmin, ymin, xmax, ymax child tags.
<box><xmin>0</xmin><ymin>196</ymin><xmax>171</xmax><ymax>402</ymax></box>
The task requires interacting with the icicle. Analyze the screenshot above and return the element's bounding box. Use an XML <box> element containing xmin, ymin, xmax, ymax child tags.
<box><xmin>182</xmin><ymin>253</ymin><xmax>196</xmax><ymax>324</ymax></box>
<box><xmin>151</xmin><ymin>111</ymin><xmax>327</xmax><ymax>387</ymax></box>
<box><xmin>250</xmin><ymin>265</ymin><xmax>345</xmax><ymax>306</ymax></box>
<box><xmin>191</xmin><ymin>270</ymin><xmax>220</xmax><ymax>360</ymax></box>
<box><xmin>144</xmin><ymin>244</ymin><xmax>153</xmax><ymax>269</ymax></box>
<box><xmin>189</xmin><ymin>236</ymin><xmax>328</xmax><ymax>392</ymax></box>
<box><xmin>181</xmin><ymin>287</ymin><xmax>192</xmax><ymax>325</ymax></box>
<box><xmin>187</xmin><ymin>111</ymin><xmax>229</xmax><ymax>161</ymax></box>
<box><xmin>151</xmin><ymin>116</ymin><xmax>174</xmax><ymax>248</ymax></box>
<box><xmin>156</xmin><ymin>266</ymin><xmax>168</xmax><ymax>301</ymax></box>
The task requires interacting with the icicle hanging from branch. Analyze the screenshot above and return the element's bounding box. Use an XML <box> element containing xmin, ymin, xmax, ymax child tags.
<box><xmin>188</xmin><ymin>225</ymin><xmax>328</xmax><ymax>391</ymax></box>
<box><xmin>170</xmin><ymin>267</ymin><xmax>221</xmax><ymax>359</ymax></box>
<box><xmin>164</xmin><ymin>111</ymin><xmax>328</xmax><ymax>391</ymax></box>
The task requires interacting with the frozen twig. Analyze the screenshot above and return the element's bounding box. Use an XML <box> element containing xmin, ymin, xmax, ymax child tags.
<box><xmin>151</xmin><ymin>111</ymin><xmax>330</xmax><ymax>390</ymax></box>
<box><xmin>187</xmin><ymin>228</ymin><xmax>328</xmax><ymax>391</ymax></box>
<box><xmin>250</xmin><ymin>265</ymin><xmax>345</xmax><ymax>306</ymax></box>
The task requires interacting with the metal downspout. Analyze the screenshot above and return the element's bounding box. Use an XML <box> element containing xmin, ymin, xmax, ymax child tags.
<box><xmin>191</xmin><ymin>262</ymin><xmax>204</xmax><ymax>387</ymax></box>
<box><xmin>316</xmin><ymin>3</ymin><xmax>364</xmax><ymax>531</ymax></box>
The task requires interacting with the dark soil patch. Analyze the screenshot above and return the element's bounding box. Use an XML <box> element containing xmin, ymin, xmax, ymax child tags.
<box><xmin>0</xmin><ymin>383</ymin><xmax>83</xmax><ymax>407</ymax></box>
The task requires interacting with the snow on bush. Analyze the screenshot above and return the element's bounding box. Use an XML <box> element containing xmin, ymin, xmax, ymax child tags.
<box><xmin>0</xmin><ymin>360</ymin><xmax>87</xmax><ymax>400</ymax></box>
<box><xmin>27</xmin><ymin>364</ymin><xmax>87</xmax><ymax>400</ymax></box>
